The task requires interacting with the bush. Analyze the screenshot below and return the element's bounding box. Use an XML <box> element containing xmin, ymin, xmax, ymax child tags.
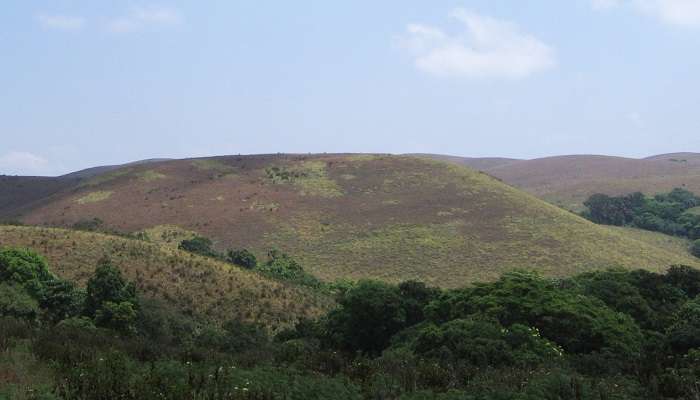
<box><xmin>226</xmin><ymin>248</ymin><xmax>257</xmax><ymax>269</ymax></box>
<box><xmin>0</xmin><ymin>247</ymin><xmax>53</xmax><ymax>296</ymax></box>
<box><xmin>178</xmin><ymin>236</ymin><xmax>217</xmax><ymax>257</ymax></box>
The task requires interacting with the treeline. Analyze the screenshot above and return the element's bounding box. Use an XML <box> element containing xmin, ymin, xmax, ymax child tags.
<box><xmin>3</xmin><ymin>246</ymin><xmax>700</xmax><ymax>399</ymax></box>
<box><xmin>583</xmin><ymin>188</ymin><xmax>700</xmax><ymax>257</ymax></box>
<box><xmin>177</xmin><ymin>236</ymin><xmax>323</xmax><ymax>289</ymax></box>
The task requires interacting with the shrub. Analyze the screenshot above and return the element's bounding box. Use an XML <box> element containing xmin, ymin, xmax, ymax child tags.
<box><xmin>0</xmin><ymin>247</ymin><xmax>53</xmax><ymax>296</ymax></box>
<box><xmin>226</xmin><ymin>248</ymin><xmax>257</xmax><ymax>269</ymax></box>
<box><xmin>178</xmin><ymin>236</ymin><xmax>217</xmax><ymax>257</ymax></box>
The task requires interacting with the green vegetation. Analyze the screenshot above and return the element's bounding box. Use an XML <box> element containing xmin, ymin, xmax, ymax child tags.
<box><xmin>583</xmin><ymin>189</ymin><xmax>700</xmax><ymax>248</ymax></box>
<box><xmin>177</xmin><ymin>235</ymin><xmax>217</xmax><ymax>257</ymax></box>
<box><xmin>692</xmin><ymin>239</ymin><xmax>700</xmax><ymax>258</ymax></box>
<box><xmin>0</xmin><ymin>225</ymin><xmax>331</xmax><ymax>330</ymax></box>
<box><xmin>136</xmin><ymin>170</ymin><xmax>166</xmax><ymax>182</ymax></box>
<box><xmin>75</xmin><ymin>191</ymin><xmax>113</xmax><ymax>204</ymax></box>
<box><xmin>4</xmin><ymin>244</ymin><xmax>700</xmax><ymax>399</ymax></box>
<box><xmin>226</xmin><ymin>248</ymin><xmax>257</xmax><ymax>269</ymax></box>
<box><xmin>266</xmin><ymin>161</ymin><xmax>343</xmax><ymax>198</ymax></box>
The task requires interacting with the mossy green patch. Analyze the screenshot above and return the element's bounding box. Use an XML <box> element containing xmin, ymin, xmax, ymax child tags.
<box><xmin>76</xmin><ymin>191</ymin><xmax>113</xmax><ymax>205</ymax></box>
<box><xmin>137</xmin><ymin>170</ymin><xmax>166</xmax><ymax>182</ymax></box>
<box><xmin>266</xmin><ymin>161</ymin><xmax>343</xmax><ymax>198</ymax></box>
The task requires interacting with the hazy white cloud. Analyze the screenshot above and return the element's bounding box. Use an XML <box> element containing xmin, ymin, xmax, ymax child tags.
<box><xmin>593</xmin><ymin>0</ymin><xmax>700</xmax><ymax>27</ymax></box>
<box><xmin>397</xmin><ymin>9</ymin><xmax>556</xmax><ymax>79</ymax></box>
<box><xmin>591</xmin><ymin>0</ymin><xmax>624</xmax><ymax>9</ymax></box>
<box><xmin>0</xmin><ymin>152</ymin><xmax>50</xmax><ymax>176</ymax></box>
<box><xmin>636</xmin><ymin>0</ymin><xmax>700</xmax><ymax>27</ymax></box>
<box><xmin>106</xmin><ymin>6</ymin><xmax>182</xmax><ymax>33</ymax></box>
<box><xmin>36</xmin><ymin>14</ymin><xmax>85</xmax><ymax>31</ymax></box>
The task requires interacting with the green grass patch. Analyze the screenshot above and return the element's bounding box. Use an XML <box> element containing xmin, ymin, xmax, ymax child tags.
<box><xmin>137</xmin><ymin>170</ymin><xmax>166</xmax><ymax>182</ymax></box>
<box><xmin>76</xmin><ymin>191</ymin><xmax>113</xmax><ymax>205</ymax></box>
<box><xmin>266</xmin><ymin>161</ymin><xmax>343</xmax><ymax>198</ymax></box>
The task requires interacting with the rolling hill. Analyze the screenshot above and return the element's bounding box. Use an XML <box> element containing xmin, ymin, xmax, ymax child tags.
<box><xmin>0</xmin><ymin>225</ymin><xmax>330</xmax><ymax>330</ymax></box>
<box><xmin>3</xmin><ymin>154</ymin><xmax>698</xmax><ymax>288</ymax></box>
<box><xmin>420</xmin><ymin>153</ymin><xmax>700</xmax><ymax>211</ymax></box>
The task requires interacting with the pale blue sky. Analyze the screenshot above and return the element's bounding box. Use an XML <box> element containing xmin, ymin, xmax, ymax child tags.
<box><xmin>1</xmin><ymin>1</ymin><xmax>699</xmax><ymax>176</ymax></box>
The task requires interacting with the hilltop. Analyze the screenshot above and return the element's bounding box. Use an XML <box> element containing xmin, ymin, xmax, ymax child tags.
<box><xmin>2</xmin><ymin>154</ymin><xmax>698</xmax><ymax>287</ymax></box>
<box><xmin>420</xmin><ymin>153</ymin><xmax>700</xmax><ymax>211</ymax></box>
<box><xmin>0</xmin><ymin>224</ymin><xmax>330</xmax><ymax>329</ymax></box>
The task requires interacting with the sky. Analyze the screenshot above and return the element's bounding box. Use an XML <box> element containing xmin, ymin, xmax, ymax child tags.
<box><xmin>1</xmin><ymin>0</ymin><xmax>699</xmax><ymax>176</ymax></box>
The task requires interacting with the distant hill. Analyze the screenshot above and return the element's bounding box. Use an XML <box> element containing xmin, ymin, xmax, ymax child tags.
<box><xmin>4</xmin><ymin>154</ymin><xmax>697</xmax><ymax>287</ymax></box>
<box><xmin>0</xmin><ymin>158</ymin><xmax>170</xmax><ymax>220</ymax></box>
<box><xmin>0</xmin><ymin>225</ymin><xmax>330</xmax><ymax>329</ymax></box>
<box><xmin>419</xmin><ymin>153</ymin><xmax>700</xmax><ymax>211</ymax></box>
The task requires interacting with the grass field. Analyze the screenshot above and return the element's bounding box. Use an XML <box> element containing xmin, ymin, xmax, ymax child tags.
<box><xmin>9</xmin><ymin>154</ymin><xmax>700</xmax><ymax>288</ymax></box>
<box><xmin>0</xmin><ymin>225</ymin><xmax>331</xmax><ymax>330</ymax></box>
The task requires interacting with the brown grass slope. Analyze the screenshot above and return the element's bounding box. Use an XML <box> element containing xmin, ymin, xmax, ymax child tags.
<box><xmin>0</xmin><ymin>225</ymin><xmax>330</xmax><ymax>330</ymax></box>
<box><xmin>9</xmin><ymin>154</ymin><xmax>700</xmax><ymax>287</ymax></box>
<box><xmin>421</xmin><ymin>153</ymin><xmax>700</xmax><ymax>211</ymax></box>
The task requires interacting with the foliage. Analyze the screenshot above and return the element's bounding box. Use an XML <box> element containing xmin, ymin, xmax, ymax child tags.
<box><xmin>178</xmin><ymin>236</ymin><xmax>217</xmax><ymax>257</ymax></box>
<box><xmin>583</xmin><ymin>188</ymin><xmax>700</xmax><ymax>242</ymax></box>
<box><xmin>85</xmin><ymin>259</ymin><xmax>139</xmax><ymax>333</ymax></box>
<box><xmin>0</xmin><ymin>248</ymin><xmax>52</xmax><ymax>296</ymax></box>
<box><xmin>257</xmin><ymin>249</ymin><xmax>323</xmax><ymax>288</ymax></box>
<box><xmin>7</xmin><ymin>244</ymin><xmax>700</xmax><ymax>399</ymax></box>
<box><xmin>323</xmin><ymin>280</ymin><xmax>408</xmax><ymax>354</ymax></box>
<box><xmin>226</xmin><ymin>248</ymin><xmax>257</xmax><ymax>269</ymax></box>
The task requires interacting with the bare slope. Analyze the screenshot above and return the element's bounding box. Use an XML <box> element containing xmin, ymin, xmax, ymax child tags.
<box><xmin>0</xmin><ymin>225</ymin><xmax>330</xmax><ymax>330</ymax></box>
<box><xmin>10</xmin><ymin>154</ymin><xmax>700</xmax><ymax>287</ymax></box>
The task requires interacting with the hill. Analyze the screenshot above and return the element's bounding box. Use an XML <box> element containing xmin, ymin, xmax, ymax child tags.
<box><xmin>5</xmin><ymin>154</ymin><xmax>699</xmax><ymax>287</ymax></box>
<box><xmin>0</xmin><ymin>158</ymin><xmax>171</xmax><ymax>221</ymax></box>
<box><xmin>421</xmin><ymin>153</ymin><xmax>700</xmax><ymax>211</ymax></box>
<box><xmin>0</xmin><ymin>225</ymin><xmax>330</xmax><ymax>330</ymax></box>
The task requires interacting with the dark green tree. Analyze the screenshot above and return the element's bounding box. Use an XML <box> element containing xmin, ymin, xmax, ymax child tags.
<box><xmin>0</xmin><ymin>247</ymin><xmax>53</xmax><ymax>296</ymax></box>
<box><xmin>324</xmin><ymin>280</ymin><xmax>407</xmax><ymax>355</ymax></box>
<box><xmin>85</xmin><ymin>260</ymin><xmax>139</xmax><ymax>333</ymax></box>
<box><xmin>178</xmin><ymin>236</ymin><xmax>217</xmax><ymax>257</ymax></box>
<box><xmin>226</xmin><ymin>248</ymin><xmax>257</xmax><ymax>269</ymax></box>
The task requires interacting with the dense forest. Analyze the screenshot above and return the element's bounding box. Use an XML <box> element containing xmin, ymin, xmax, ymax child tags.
<box><xmin>583</xmin><ymin>188</ymin><xmax>700</xmax><ymax>257</ymax></box>
<box><xmin>3</xmin><ymin>244</ymin><xmax>700</xmax><ymax>399</ymax></box>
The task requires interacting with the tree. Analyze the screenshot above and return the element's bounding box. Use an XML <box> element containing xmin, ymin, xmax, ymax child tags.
<box><xmin>0</xmin><ymin>248</ymin><xmax>53</xmax><ymax>296</ymax></box>
<box><xmin>39</xmin><ymin>279</ymin><xmax>84</xmax><ymax>323</ymax></box>
<box><xmin>667</xmin><ymin>298</ymin><xmax>700</xmax><ymax>353</ymax></box>
<box><xmin>226</xmin><ymin>249</ymin><xmax>257</xmax><ymax>269</ymax></box>
<box><xmin>85</xmin><ymin>260</ymin><xmax>138</xmax><ymax>333</ymax></box>
<box><xmin>178</xmin><ymin>236</ymin><xmax>217</xmax><ymax>257</ymax></box>
<box><xmin>324</xmin><ymin>280</ymin><xmax>407</xmax><ymax>355</ymax></box>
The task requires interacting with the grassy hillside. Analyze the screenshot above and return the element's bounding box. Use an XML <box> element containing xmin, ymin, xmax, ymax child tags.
<box><xmin>0</xmin><ymin>225</ymin><xmax>331</xmax><ymax>330</ymax></box>
<box><xmin>424</xmin><ymin>153</ymin><xmax>700</xmax><ymax>211</ymax></box>
<box><xmin>9</xmin><ymin>154</ymin><xmax>700</xmax><ymax>287</ymax></box>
